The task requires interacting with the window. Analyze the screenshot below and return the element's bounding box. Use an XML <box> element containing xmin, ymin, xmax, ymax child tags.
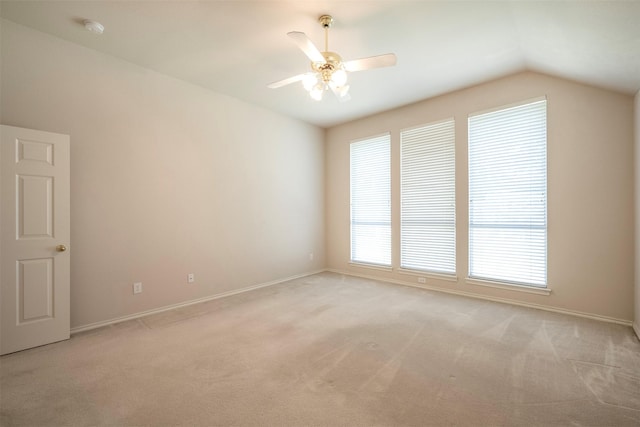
<box><xmin>350</xmin><ymin>134</ymin><xmax>391</xmax><ymax>266</ymax></box>
<box><xmin>400</xmin><ymin>119</ymin><xmax>456</xmax><ymax>274</ymax></box>
<box><xmin>468</xmin><ymin>98</ymin><xmax>547</xmax><ymax>287</ymax></box>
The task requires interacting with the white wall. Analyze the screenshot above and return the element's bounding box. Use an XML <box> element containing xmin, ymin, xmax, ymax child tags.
<box><xmin>2</xmin><ymin>19</ymin><xmax>636</xmax><ymax>330</ymax></box>
<box><xmin>326</xmin><ymin>71</ymin><xmax>635</xmax><ymax>323</ymax></box>
<box><xmin>635</xmin><ymin>89</ymin><xmax>640</xmax><ymax>337</ymax></box>
<box><xmin>0</xmin><ymin>20</ymin><xmax>325</xmax><ymax>329</ymax></box>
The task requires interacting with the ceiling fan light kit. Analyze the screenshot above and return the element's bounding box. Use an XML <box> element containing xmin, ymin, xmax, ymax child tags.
<box><xmin>268</xmin><ymin>15</ymin><xmax>397</xmax><ymax>102</ymax></box>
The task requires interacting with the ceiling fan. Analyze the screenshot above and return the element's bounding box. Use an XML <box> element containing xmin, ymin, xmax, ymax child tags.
<box><xmin>268</xmin><ymin>15</ymin><xmax>397</xmax><ymax>102</ymax></box>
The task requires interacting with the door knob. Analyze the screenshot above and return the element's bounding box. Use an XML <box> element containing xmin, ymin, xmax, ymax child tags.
<box><xmin>56</xmin><ymin>244</ymin><xmax>67</xmax><ymax>252</ymax></box>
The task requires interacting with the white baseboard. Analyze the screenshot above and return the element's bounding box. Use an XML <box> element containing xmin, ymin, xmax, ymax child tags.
<box><xmin>72</xmin><ymin>268</ymin><xmax>634</xmax><ymax>335</ymax></box>
<box><xmin>326</xmin><ymin>268</ymin><xmax>633</xmax><ymax>327</ymax></box>
<box><xmin>70</xmin><ymin>269</ymin><xmax>325</xmax><ymax>335</ymax></box>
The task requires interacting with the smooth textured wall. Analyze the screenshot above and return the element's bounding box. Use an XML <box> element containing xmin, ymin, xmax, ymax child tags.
<box><xmin>326</xmin><ymin>71</ymin><xmax>635</xmax><ymax>322</ymax></box>
<box><xmin>1</xmin><ymin>20</ymin><xmax>325</xmax><ymax>329</ymax></box>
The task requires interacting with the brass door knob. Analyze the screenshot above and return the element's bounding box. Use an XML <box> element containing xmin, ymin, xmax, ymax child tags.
<box><xmin>56</xmin><ymin>244</ymin><xmax>67</xmax><ymax>252</ymax></box>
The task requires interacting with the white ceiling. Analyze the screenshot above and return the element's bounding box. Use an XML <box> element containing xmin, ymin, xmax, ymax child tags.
<box><xmin>1</xmin><ymin>1</ymin><xmax>639</xmax><ymax>128</ymax></box>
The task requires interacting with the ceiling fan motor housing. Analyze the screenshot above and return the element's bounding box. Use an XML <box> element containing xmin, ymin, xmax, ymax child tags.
<box><xmin>312</xmin><ymin>51</ymin><xmax>343</xmax><ymax>83</ymax></box>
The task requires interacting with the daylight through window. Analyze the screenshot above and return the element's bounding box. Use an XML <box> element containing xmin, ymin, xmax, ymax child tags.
<box><xmin>468</xmin><ymin>99</ymin><xmax>547</xmax><ymax>287</ymax></box>
<box><xmin>350</xmin><ymin>134</ymin><xmax>391</xmax><ymax>266</ymax></box>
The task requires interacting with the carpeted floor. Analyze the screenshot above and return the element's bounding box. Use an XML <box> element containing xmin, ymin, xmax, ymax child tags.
<box><xmin>1</xmin><ymin>272</ymin><xmax>639</xmax><ymax>426</ymax></box>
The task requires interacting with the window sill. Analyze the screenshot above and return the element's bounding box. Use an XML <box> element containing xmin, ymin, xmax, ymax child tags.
<box><xmin>465</xmin><ymin>277</ymin><xmax>551</xmax><ymax>296</ymax></box>
<box><xmin>349</xmin><ymin>262</ymin><xmax>393</xmax><ymax>272</ymax></box>
<box><xmin>398</xmin><ymin>268</ymin><xmax>458</xmax><ymax>283</ymax></box>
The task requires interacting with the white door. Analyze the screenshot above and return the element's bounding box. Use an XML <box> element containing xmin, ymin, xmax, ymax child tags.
<box><xmin>1</xmin><ymin>125</ymin><xmax>70</xmax><ymax>355</ymax></box>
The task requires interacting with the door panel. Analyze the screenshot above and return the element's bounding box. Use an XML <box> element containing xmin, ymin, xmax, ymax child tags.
<box><xmin>1</xmin><ymin>125</ymin><xmax>70</xmax><ymax>355</ymax></box>
<box><xmin>18</xmin><ymin>175</ymin><xmax>54</xmax><ymax>239</ymax></box>
<box><xmin>19</xmin><ymin>257</ymin><xmax>54</xmax><ymax>322</ymax></box>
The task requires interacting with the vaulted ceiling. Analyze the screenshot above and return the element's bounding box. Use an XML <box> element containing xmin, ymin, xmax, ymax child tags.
<box><xmin>1</xmin><ymin>1</ymin><xmax>639</xmax><ymax>128</ymax></box>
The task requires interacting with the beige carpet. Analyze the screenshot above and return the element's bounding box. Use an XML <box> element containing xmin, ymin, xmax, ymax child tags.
<box><xmin>2</xmin><ymin>272</ymin><xmax>640</xmax><ymax>426</ymax></box>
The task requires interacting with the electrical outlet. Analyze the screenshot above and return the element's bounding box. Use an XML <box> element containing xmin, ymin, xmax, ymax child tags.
<box><xmin>187</xmin><ymin>273</ymin><xmax>195</xmax><ymax>283</ymax></box>
<box><xmin>133</xmin><ymin>282</ymin><xmax>143</xmax><ymax>294</ymax></box>
<box><xmin>309</xmin><ymin>253</ymin><xmax>314</xmax><ymax>261</ymax></box>
<box><xmin>418</xmin><ymin>277</ymin><xmax>426</xmax><ymax>284</ymax></box>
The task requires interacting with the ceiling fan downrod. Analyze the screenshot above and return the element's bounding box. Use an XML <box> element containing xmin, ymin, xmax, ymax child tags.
<box><xmin>319</xmin><ymin>15</ymin><xmax>333</xmax><ymax>52</ymax></box>
<box><xmin>314</xmin><ymin>15</ymin><xmax>342</xmax><ymax>84</ymax></box>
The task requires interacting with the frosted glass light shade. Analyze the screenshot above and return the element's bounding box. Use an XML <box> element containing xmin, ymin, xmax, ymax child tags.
<box><xmin>331</xmin><ymin>69</ymin><xmax>347</xmax><ymax>87</ymax></box>
<box><xmin>337</xmin><ymin>84</ymin><xmax>350</xmax><ymax>98</ymax></box>
<box><xmin>310</xmin><ymin>83</ymin><xmax>324</xmax><ymax>101</ymax></box>
<box><xmin>302</xmin><ymin>73</ymin><xmax>318</xmax><ymax>91</ymax></box>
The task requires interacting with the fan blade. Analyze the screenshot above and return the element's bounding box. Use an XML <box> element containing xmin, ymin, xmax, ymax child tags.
<box><xmin>343</xmin><ymin>53</ymin><xmax>397</xmax><ymax>72</ymax></box>
<box><xmin>329</xmin><ymin>82</ymin><xmax>351</xmax><ymax>102</ymax></box>
<box><xmin>267</xmin><ymin>74</ymin><xmax>306</xmax><ymax>89</ymax></box>
<box><xmin>287</xmin><ymin>31</ymin><xmax>325</xmax><ymax>63</ymax></box>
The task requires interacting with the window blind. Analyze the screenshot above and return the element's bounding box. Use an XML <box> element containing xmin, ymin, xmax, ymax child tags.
<box><xmin>468</xmin><ymin>99</ymin><xmax>547</xmax><ymax>287</ymax></box>
<box><xmin>350</xmin><ymin>134</ymin><xmax>391</xmax><ymax>266</ymax></box>
<box><xmin>400</xmin><ymin>119</ymin><xmax>456</xmax><ymax>274</ymax></box>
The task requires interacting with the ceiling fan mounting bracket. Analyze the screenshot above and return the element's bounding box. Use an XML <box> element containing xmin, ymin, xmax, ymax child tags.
<box><xmin>318</xmin><ymin>15</ymin><xmax>334</xmax><ymax>28</ymax></box>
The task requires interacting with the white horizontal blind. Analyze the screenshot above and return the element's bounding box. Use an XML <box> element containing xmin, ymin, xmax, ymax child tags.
<box><xmin>468</xmin><ymin>99</ymin><xmax>547</xmax><ymax>287</ymax></box>
<box><xmin>350</xmin><ymin>134</ymin><xmax>391</xmax><ymax>266</ymax></box>
<box><xmin>400</xmin><ymin>119</ymin><xmax>456</xmax><ymax>274</ymax></box>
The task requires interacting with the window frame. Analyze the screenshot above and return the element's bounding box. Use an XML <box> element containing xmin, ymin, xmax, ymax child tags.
<box><xmin>467</xmin><ymin>97</ymin><xmax>548</xmax><ymax>288</ymax></box>
<box><xmin>399</xmin><ymin>118</ymin><xmax>456</xmax><ymax>276</ymax></box>
<box><xmin>349</xmin><ymin>133</ymin><xmax>392</xmax><ymax>268</ymax></box>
